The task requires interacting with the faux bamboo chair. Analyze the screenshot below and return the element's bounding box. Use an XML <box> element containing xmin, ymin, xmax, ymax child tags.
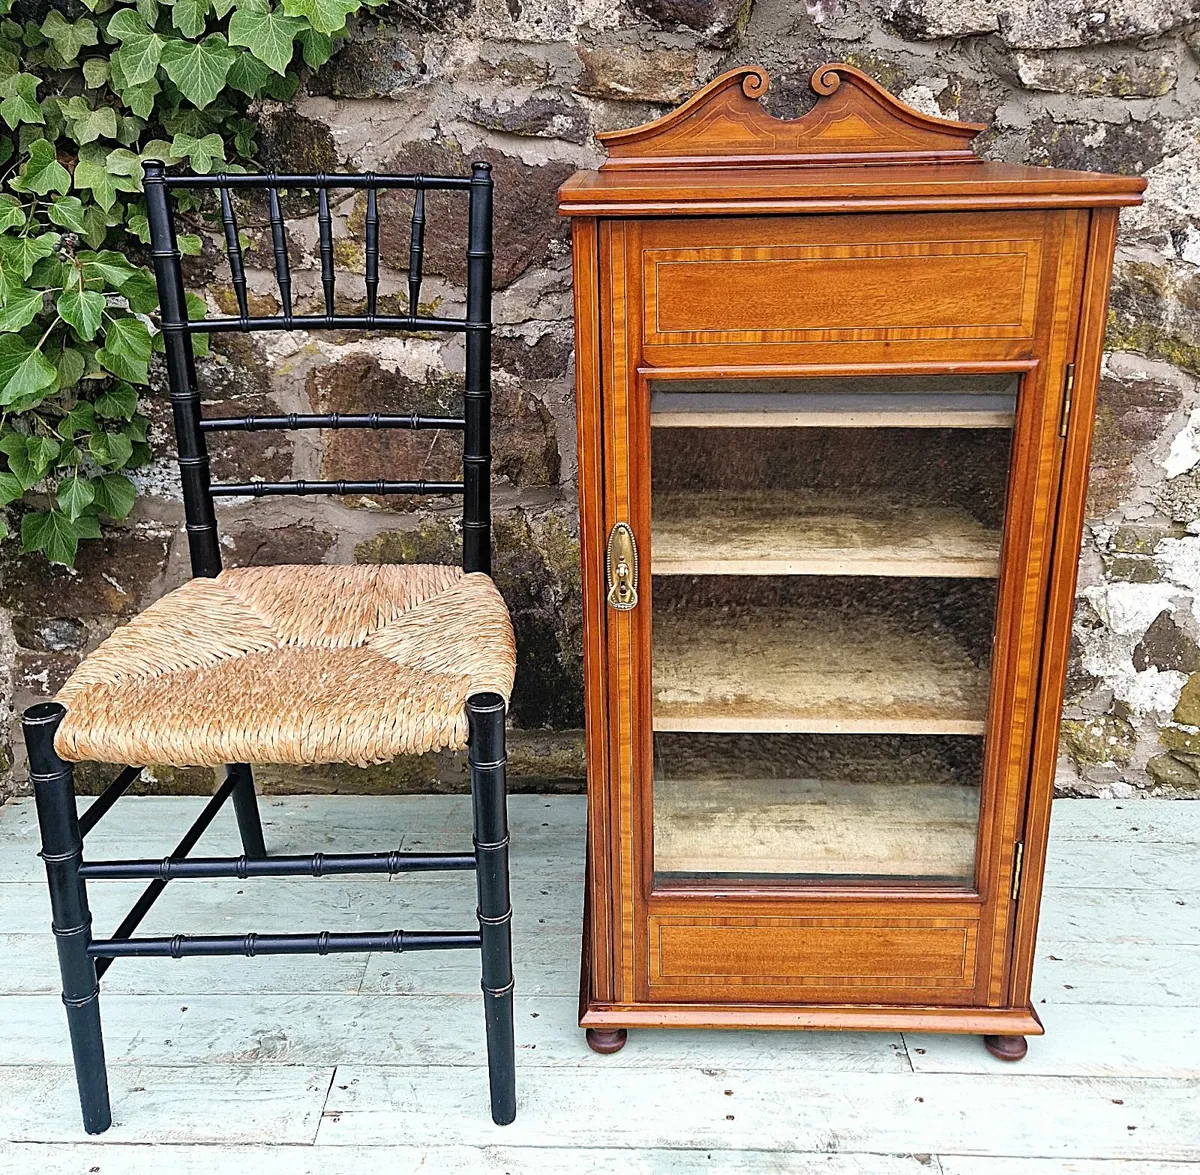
<box><xmin>22</xmin><ymin>162</ymin><xmax>517</xmax><ymax>1133</ymax></box>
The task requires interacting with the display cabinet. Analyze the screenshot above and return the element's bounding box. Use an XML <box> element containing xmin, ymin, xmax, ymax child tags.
<box><xmin>558</xmin><ymin>63</ymin><xmax>1144</xmax><ymax>1057</ymax></box>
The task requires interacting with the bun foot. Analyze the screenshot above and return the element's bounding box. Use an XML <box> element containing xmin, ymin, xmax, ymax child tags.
<box><xmin>983</xmin><ymin>1034</ymin><xmax>1028</xmax><ymax>1061</ymax></box>
<box><xmin>586</xmin><ymin>1028</ymin><xmax>628</xmax><ymax>1055</ymax></box>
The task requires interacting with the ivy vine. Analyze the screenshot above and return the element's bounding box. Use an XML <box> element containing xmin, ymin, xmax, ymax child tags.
<box><xmin>0</xmin><ymin>0</ymin><xmax>377</xmax><ymax>565</ymax></box>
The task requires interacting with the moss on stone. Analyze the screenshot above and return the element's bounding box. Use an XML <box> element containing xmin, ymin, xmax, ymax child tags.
<box><xmin>1107</xmin><ymin>309</ymin><xmax>1200</xmax><ymax>375</ymax></box>
<box><xmin>1060</xmin><ymin>714</ymin><xmax>1136</xmax><ymax>767</ymax></box>
<box><xmin>1146</xmin><ymin>752</ymin><xmax>1200</xmax><ymax>791</ymax></box>
<box><xmin>1174</xmin><ymin>672</ymin><xmax>1200</xmax><ymax>725</ymax></box>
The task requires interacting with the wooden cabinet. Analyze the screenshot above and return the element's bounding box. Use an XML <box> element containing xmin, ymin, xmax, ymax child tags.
<box><xmin>558</xmin><ymin>63</ymin><xmax>1144</xmax><ymax>1057</ymax></box>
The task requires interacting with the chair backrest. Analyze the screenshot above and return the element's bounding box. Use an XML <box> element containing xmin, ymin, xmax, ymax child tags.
<box><xmin>143</xmin><ymin>162</ymin><xmax>495</xmax><ymax>578</ymax></box>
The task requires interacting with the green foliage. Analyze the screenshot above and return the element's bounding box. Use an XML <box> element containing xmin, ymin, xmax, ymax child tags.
<box><xmin>0</xmin><ymin>0</ymin><xmax>378</xmax><ymax>564</ymax></box>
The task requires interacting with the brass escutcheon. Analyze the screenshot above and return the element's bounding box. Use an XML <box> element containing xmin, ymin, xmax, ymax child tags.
<box><xmin>606</xmin><ymin>522</ymin><xmax>638</xmax><ymax>611</ymax></box>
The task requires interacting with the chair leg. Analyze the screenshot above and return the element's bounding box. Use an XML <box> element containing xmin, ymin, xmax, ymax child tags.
<box><xmin>229</xmin><ymin>763</ymin><xmax>266</xmax><ymax>857</ymax></box>
<box><xmin>23</xmin><ymin>703</ymin><xmax>112</xmax><ymax>1135</ymax></box>
<box><xmin>467</xmin><ymin>692</ymin><xmax>516</xmax><ymax>1126</ymax></box>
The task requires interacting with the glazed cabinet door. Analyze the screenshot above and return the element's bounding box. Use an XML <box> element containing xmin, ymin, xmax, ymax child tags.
<box><xmin>591</xmin><ymin>210</ymin><xmax>1091</xmax><ymax>1010</ymax></box>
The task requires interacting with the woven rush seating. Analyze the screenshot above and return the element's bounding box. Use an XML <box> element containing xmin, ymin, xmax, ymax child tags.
<box><xmin>54</xmin><ymin>564</ymin><xmax>515</xmax><ymax>767</ymax></box>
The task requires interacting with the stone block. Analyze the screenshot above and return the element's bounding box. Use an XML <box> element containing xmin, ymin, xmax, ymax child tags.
<box><xmin>575</xmin><ymin>44</ymin><xmax>698</xmax><ymax>104</ymax></box>
<box><xmin>309</xmin><ymin>354</ymin><xmax>559</xmax><ymax>497</ymax></box>
<box><xmin>887</xmin><ymin>0</ymin><xmax>999</xmax><ymax>40</ymax></box>
<box><xmin>0</xmin><ymin>526</ymin><xmax>171</xmax><ymax>620</ymax></box>
<box><xmin>370</xmin><ymin>141</ymin><xmax>574</xmax><ymax>290</ymax></box>
<box><xmin>304</xmin><ymin>28</ymin><xmax>428</xmax><ymax>98</ymax></box>
<box><xmin>1107</xmin><ymin>259</ymin><xmax>1200</xmax><ymax>377</ymax></box>
<box><xmin>1084</xmin><ymin>372</ymin><xmax>1182</xmax><ymax>517</ymax></box>
<box><xmin>1059</xmin><ymin>713</ymin><xmax>1136</xmax><ymax>767</ymax></box>
<box><xmin>1027</xmin><ymin>116</ymin><xmax>1168</xmax><ymax>177</ymax></box>
<box><xmin>626</xmin><ymin>0</ymin><xmax>753</xmax><ymax>46</ymax></box>
<box><xmin>493</xmin><ymin>333</ymin><xmax>573</xmax><ymax>381</ymax></box>
<box><xmin>220</xmin><ymin>520</ymin><xmax>337</xmax><ymax>568</ymax></box>
<box><xmin>1014</xmin><ymin>50</ymin><xmax>1177</xmax><ymax>96</ymax></box>
<box><xmin>470</xmin><ymin>93</ymin><xmax>590</xmax><ymax>143</ymax></box>
<box><xmin>999</xmin><ymin>1</ymin><xmax>1200</xmax><ymax>49</ymax></box>
<box><xmin>1146</xmin><ymin>750</ymin><xmax>1200</xmax><ymax>790</ymax></box>
<box><xmin>1133</xmin><ymin>610</ymin><xmax>1200</xmax><ymax>673</ymax></box>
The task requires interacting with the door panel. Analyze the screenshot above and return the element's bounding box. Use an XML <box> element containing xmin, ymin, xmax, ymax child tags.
<box><xmin>595</xmin><ymin>210</ymin><xmax>1089</xmax><ymax>1008</ymax></box>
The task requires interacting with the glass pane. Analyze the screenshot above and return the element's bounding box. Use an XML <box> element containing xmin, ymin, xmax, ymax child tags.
<box><xmin>648</xmin><ymin>374</ymin><xmax>1016</xmax><ymax>885</ymax></box>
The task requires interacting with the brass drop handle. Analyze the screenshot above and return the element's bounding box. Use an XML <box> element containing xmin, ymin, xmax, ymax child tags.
<box><xmin>606</xmin><ymin>522</ymin><xmax>639</xmax><ymax>611</ymax></box>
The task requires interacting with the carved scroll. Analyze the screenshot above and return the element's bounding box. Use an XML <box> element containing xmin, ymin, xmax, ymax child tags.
<box><xmin>598</xmin><ymin>64</ymin><xmax>985</xmax><ymax>170</ymax></box>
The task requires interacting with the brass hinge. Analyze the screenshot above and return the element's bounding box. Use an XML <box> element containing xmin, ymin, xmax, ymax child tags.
<box><xmin>1011</xmin><ymin>840</ymin><xmax>1025</xmax><ymax>901</ymax></box>
<box><xmin>1059</xmin><ymin>362</ymin><xmax>1076</xmax><ymax>439</ymax></box>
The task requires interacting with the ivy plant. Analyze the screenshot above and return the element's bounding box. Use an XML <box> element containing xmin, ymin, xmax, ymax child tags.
<box><xmin>0</xmin><ymin>0</ymin><xmax>376</xmax><ymax>565</ymax></box>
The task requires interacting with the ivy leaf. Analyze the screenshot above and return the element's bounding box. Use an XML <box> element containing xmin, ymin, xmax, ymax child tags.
<box><xmin>88</xmin><ymin>429</ymin><xmax>135</xmax><ymax>469</ymax></box>
<box><xmin>0</xmin><ymin>195</ymin><xmax>25</xmax><ymax>232</ymax></box>
<box><xmin>229</xmin><ymin>5</ymin><xmax>304</xmax><ymax>75</ymax></box>
<box><xmin>82</xmin><ymin>57</ymin><xmax>109</xmax><ymax>88</ymax></box>
<box><xmin>40</xmin><ymin>12</ymin><xmax>99</xmax><ymax>64</ymax></box>
<box><xmin>170</xmin><ymin>131</ymin><xmax>225</xmax><ymax>173</ymax></box>
<box><xmin>0</xmin><ymin>470</ymin><xmax>23</xmax><ymax>507</ymax></box>
<box><xmin>21</xmin><ymin>508</ymin><xmax>101</xmax><ymax>566</ymax></box>
<box><xmin>58</xmin><ymin>288</ymin><xmax>106</xmax><ymax>340</ymax></box>
<box><xmin>58</xmin><ymin>400</ymin><xmax>97</xmax><ymax>438</ymax></box>
<box><xmin>47</xmin><ymin>195</ymin><xmax>88</xmax><ymax>232</ymax></box>
<box><xmin>61</xmin><ymin>96</ymin><xmax>119</xmax><ymax>145</ymax></box>
<box><xmin>108</xmin><ymin>9</ymin><xmax>165</xmax><ymax>88</ymax></box>
<box><xmin>94</xmin><ymin>380</ymin><xmax>139</xmax><ymax>419</ymax></box>
<box><xmin>0</xmin><ymin>431</ymin><xmax>60</xmax><ymax>486</ymax></box>
<box><xmin>298</xmin><ymin>27</ymin><xmax>332</xmax><ymax>69</ymax></box>
<box><xmin>225</xmin><ymin>49</ymin><xmax>273</xmax><ymax>96</ymax></box>
<box><xmin>13</xmin><ymin>138</ymin><xmax>71</xmax><ymax>196</ymax></box>
<box><xmin>0</xmin><ymin>335</ymin><xmax>58</xmax><ymax>407</ymax></box>
<box><xmin>160</xmin><ymin>35</ymin><xmax>236</xmax><ymax>109</ymax></box>
<box><xmin>121</xmin><ymin>270</ymin><xmax>158</xmax><ymax>313</ymax></box>
<box><xmin>0</xmin><ymin>231</ymin><xmax>60</xmax><ymax>280</ymax></box>
<box><xmin>0</xmin><ymin>73</ymin><xmax>45</xmax><ymax>130</ymax></box>
<box><xmin>74</xmin><ymin>143</ymin><xmax>141</xmax><ymax>212</ymax></box>
<box><xmin>79</xmin><ymin>249</ymin><xmax>139</xmax><ymax>288</ymax></box>
<box><xmin>186</xmin><ymin>290</ymin><xmax>208</xmax><ymax>356</ymax></box>
<box><xmin>0</xmin><ymin>433</ymin><xmax>37</xmax><ymax>488</ymax></box>
<box><xmin>91</xmin><ymin>471</ymin><xmax>136</xmax><ymax>519</ymax></box>
<box><xmin>56</xmin><ymin>344</ymin><xmax>87</xmax><ymax>387</ymax></box>
<box><xmin>117</xmin><ymin>75</ymin><xmax>160</xmax><ymax>120</ymax></box>
<box><xmin>81</xmin><ymin>203</ymin><xmax>109</xmax><ymax>249</ymax></box>
<box><xmin>0</xmin><ymin>285</ymin><xmax>44</xmax><ymax>332</ymax></box>
<box><xmin>97</xmin><ymin>314</ymin><xmax>151</xmax><ymax>383</ymax></box>
<box><xmin>57</xmin><ymin>472</ymin><xmax>96</xmax><ymax>520</ymax></box>
<box><xmin>127</xmin><ymin>212</ymin><xmax>151</xmax><ymax>243</ymax></box>
<box><xmin>212</xmin><ymin>0</ymin><xmax>237</xmax><ymax>15</ymax></box>
<box><xmin>281</xmin><ymin>0</ymin><xmax>356</xmax><ymax>35</ymax></box>
<box><xmin>172</xmin><ymin>0</ymin><xmax>211</xmax><ymax>38</ymax></box>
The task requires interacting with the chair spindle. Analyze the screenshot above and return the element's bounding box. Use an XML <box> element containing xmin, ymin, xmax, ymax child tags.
<box><xmin>317</xmin><ymin>185</ymin><xmax>335</xmax><ymax>316</ymax></box>
<box><xmin>218</xmin><ymin>186</ymin><xmax>249</xmax><ymax>323</ymax></box>
<box><xmin>267</xmin><ymin>185</ymin><xmax>291</xmax><ymax>319</ymax></box>
<box><xmin>365</xmin><ymin>184</ymin><xmax>379</xmax><ymax>317</ymax></box>
<box><xmin>408</xmin><ymin>184</ymin><xmax>425</xmax><ymax>316</ymax></box>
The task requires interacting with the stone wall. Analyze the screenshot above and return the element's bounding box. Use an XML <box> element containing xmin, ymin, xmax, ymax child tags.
<box><xmin>2</xmin><ymin>0</ymin><xmax>1199</xmax><ymax>800</ymax></box>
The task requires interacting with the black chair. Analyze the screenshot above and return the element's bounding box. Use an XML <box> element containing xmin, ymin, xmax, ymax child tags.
<box><xmin>22</xmin><ymin>162</ymin><xmax>517</xmax><ymax>1133</ymax></box>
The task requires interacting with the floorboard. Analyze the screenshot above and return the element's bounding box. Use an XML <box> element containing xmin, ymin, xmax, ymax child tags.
<box><xmin>1</xmin><ymin>795</ymin><xmax>1198</xmax><ymax>1166</ymax></box>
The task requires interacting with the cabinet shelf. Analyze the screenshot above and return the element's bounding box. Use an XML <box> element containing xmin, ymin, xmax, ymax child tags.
<box><xmin>648</xmin><ymin>376</ymin><xmax>1018</xmax><ymax>430</ymax></box>
<box><xmin>654</xmin><ymin>775</ymin><xmax>979</xmax><ymax>878</ymax></box>
<box><xmin>652</xmin><ymin>488</ymin><xmax>1001</xmax><ymax>578</ymax></box>
<box><xmin>652</xmin><ymin>601</ymin><xmax>989</xmax><ymax>735</ymax></box>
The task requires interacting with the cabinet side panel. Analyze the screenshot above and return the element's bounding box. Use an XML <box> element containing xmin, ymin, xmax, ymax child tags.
<box><xmin>572</xmin><ymin>217</ymin><xmax>614</xmax><ymax>1009</ymax></box>
<box><xmin>979</xmin><ymin>208</ymin><xmax>1090</xmax><ymax>1007</ymax></box>
<box><xmin>1008</xmin><ymin>207</ymin><xmax>1122</xmax><ymax>1009</ymax></box>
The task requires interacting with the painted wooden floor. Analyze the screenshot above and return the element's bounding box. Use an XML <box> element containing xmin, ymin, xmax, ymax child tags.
<box><xmin>1</xmin><ymin>794</ymin><xmax>1198</xmax><ymax>1173</ymax></box>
